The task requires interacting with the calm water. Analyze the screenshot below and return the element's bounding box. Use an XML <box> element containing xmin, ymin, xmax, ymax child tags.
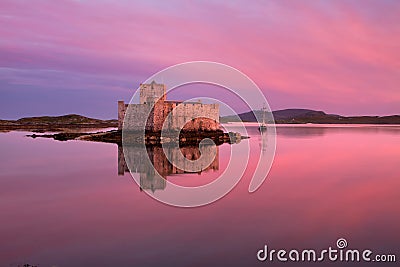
<box><xmin>0</xmin><ymin>125</ymin><xmax>399</xmax><ymax>266</ymax></box>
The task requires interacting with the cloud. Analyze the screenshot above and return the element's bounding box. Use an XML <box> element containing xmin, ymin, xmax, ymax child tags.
<box><xmin>0</xmin><ymin>0</ymin><xmax>399</xmax><ymax>118</ymax></box>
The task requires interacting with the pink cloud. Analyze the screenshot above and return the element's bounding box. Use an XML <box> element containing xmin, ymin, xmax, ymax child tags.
<box><xmin>0</xmin><ymin>0</ymin><xmax>399</xmax><ymax>118</ymax></box>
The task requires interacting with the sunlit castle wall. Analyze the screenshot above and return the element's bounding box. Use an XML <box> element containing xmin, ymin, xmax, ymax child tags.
<box><xmin>164</xmin><ymin>102</ymin><xmax>220</xmax><ymax>132</ymax></box>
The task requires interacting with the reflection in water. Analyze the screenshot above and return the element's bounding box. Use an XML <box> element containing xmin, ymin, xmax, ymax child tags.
<box><xmin>118</xmin><ymin>144</ymin><xmax>219</xmax><ymax>192</ymax></box>
<box><xmin>275</xmin><ymin>124</ymin><xmax>400</xmax><ymax>138</ymax></box>
<box><xmin>276</xmin><ymin>126</ymin><xmax>326</xmax><ymax>138</ymax></box>
<box><xmin>0</xmin><ymin>126</ymin><xmax>400</xmax><ymax>266</ymax></box>
<box><xmin>259</xmin><ymin>130</ymin><xmax>268</xmax><ymax>153</ymax></box>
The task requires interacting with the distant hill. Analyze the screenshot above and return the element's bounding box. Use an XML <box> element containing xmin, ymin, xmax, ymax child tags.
<box><xmin>220</xmin><ymin>109</ymin><xmax>400</xmax><ymax>124</ymax></box>
<box><xmin>0</xmin><ymin>114</ymin><xmax>118</xmax><ymax>132</ymax></box>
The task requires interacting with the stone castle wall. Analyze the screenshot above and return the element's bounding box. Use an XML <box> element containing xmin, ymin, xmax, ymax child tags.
<box><xmin>152</xmin><ymin>101</ymin><xmax>219</xmax><ymax>132</ymax></box>
<box><xmin>121</xmin><ymin>102</ymin><xmax>153</xmax><ymax>131</ymax></box>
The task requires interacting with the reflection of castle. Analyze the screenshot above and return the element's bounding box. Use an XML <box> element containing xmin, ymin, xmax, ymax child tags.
<box><xmin>118</xmin><ymin>145</ymin><xmax>219</xmax><ymax>192</ymax></box>
<box><xmin>118</xmin><ymin>81</ymin><xmax>220</xmax><ymax>132</ymax></box>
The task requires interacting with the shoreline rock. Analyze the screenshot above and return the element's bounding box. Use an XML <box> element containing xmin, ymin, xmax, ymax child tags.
<box><xmin>27</xmin><ymin>130</ymin><xmax>248</xmax><ymax>146</ymax></box>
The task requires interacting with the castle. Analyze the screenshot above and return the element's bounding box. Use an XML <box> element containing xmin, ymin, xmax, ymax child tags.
<box><xmin>118</xmin><ymin>81</ymin><xmax>220</xmax><ymax>132</ymax></box>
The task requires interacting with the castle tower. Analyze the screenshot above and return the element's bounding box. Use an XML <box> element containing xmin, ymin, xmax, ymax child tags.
<box><xmin>139</xmin><ymin>81</ymin><xmax>166</xmax><ymax>104</ymax></box>
<box><xmin>118</xmin><ymin>100</ymin><xmax>127</xmax><ymax>130</ymax></box>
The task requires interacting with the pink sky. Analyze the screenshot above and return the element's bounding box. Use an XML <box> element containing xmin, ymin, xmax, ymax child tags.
<box><xmin>0</xmin><ymin>0</ymin><xmax>399</xmax><ymax>119</ymax></box>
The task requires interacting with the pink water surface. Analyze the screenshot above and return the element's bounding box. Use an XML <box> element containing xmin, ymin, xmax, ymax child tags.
<box><xmin>0</xmin><ymin>125</ymin><xmax>399</xmax><ymax>266</ymax></box>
